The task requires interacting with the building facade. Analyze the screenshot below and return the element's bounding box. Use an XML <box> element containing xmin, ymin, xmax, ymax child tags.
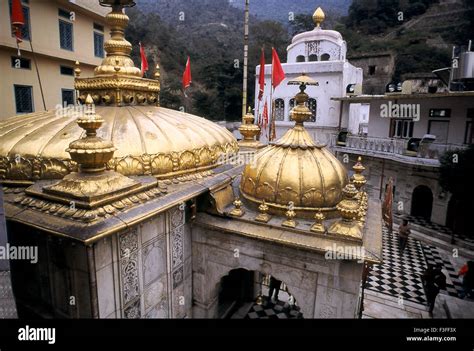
<box><xmin>331</xmin><ymin>92</ymin><xmax>474</xmax><ymax>236</ymax></box>
<box><xmin>0</xmin><ymin>0</ymin><xmax>108</xmax><ymax>119</ymax></box>
<box><xmin>254</xmin><ymin>8</ymin><xmax>363</xmax><ymax>145</ymax></box>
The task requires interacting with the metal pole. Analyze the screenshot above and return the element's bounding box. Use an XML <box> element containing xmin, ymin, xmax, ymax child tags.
<box><xmin>242</xmin><ymin>0</ymin><xmax>250</xmax><ymax>121</ymax></box>
<box><xmin>29</xmin><ymin>40</ymin><xmax>46</xmax><ymax>110</ymax></box>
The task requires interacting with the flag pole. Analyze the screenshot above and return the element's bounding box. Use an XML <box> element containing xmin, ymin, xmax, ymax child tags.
<box><xmin>241</xmin><ymin>0</ymin><xmax>250</xmax><ymax>121</ymax></box>
<box><xmin>28</xmin><ymin>40</ymin><xmax>46</xmax><ymax>110</ymax></box>
<box><xmin>269</xmin><ymin>48</ymin><xmax>275</xmax><ymax>141</ymax></box>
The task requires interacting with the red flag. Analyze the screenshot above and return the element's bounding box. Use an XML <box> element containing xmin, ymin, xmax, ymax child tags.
<box><xmin>258</xmin><ymin>48</ymin><xmax>265</xmax><ymax>101</ymax></box>
<box><xmin>382</xmin><ymin>177</ymin><xmax>394</xmax><ymax>232</ymax></box>
<box><xmin>271</xmin><ymin>48</ymin><xmax>285</xmax><ymax>89</ymax></box>
<box><xmin>11</xmin><ymin>0</ymin><xmax>25</xmax><ymax>43</ymax></box>
<box><xmin>182</xmin><ymin>56</ymin><xmax>192</xmax><ymax>93</ymax></box>
<box><xmin>139</xmin><ymin>42</ymin><xmax>149</xmax><ymax>77</ymax></box>
<box><xmin>262</xmin><ymin>100</ymin><xmax>269</xmax><ymax>136</ymax></box>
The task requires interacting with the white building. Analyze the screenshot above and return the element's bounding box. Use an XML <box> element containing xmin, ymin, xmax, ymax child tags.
<box><xmin>254</xmin><ymin>7</ymin><xmax>362</xmax><ymax>144</ymax></box>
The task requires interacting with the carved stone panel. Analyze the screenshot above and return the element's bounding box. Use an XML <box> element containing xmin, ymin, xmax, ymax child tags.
<box><xmin>170</xmin><ymin>206</ymin><xmax>185</xmax><ymax>229</ymax></box>
<box><xmin>124</xmin><ymin>299</ymin><xmax>141</xmax><ymax>319</ymax></box>
<box><xmin>120</xmin><ymin>250</ymin><xmax>139</xmax><ymax>305</ymax></box>
<box><xmin>172</xmin><ymin>266</ymin><xmax>184</xmax><ymax>289</ymax></box>
<box><xmin>171</xmin><ymin>226</ymin><xmax>184</xmax><ymax>269</ymax></box>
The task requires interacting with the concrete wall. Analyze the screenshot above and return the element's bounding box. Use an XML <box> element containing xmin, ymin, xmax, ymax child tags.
<box><xmin>0</xmin><ymin>0</ymin><xmax>108</xmax><ymax>119</ymax></box>
<box><xmin>191</xmin><ymin>225</ymin><xmax>364</xmax><ymax>318</ymax></box>
<box><xmin>339</xmin><ymin>154</ymin><xmax>449</xmax><ymax>226</ymax></box>
<box><xmin>351</xmin><ymin>97</ymin><xmax>474</xmax><ymax>145</ymax></box>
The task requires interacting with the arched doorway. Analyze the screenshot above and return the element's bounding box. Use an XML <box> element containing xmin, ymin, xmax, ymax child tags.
<box><xmin>411</xmin><ymin>185</ymin><xmax>433</xmax><ymax>220</ymax></box>
<box><xmin>447</xmin><ymin>195</ymin><xmax>471</xmax><ymax>237</ymax></box>
<box><xmin>217</xmin><ymin>269</ymin><xmax>303</xmax><ymax>319</ymax></box>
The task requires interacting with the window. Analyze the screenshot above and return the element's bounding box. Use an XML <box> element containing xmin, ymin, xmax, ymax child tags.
<box><xmin>429</xmin><ymin>109</ymin><xmax>451</xmax><ymax>118</ymax></box>
<box><xmin>58</xmin><ymin>8</ymin><xmax>71</xmax><ymax>19</ymax></box>
<box><xmin>307</xmin><ymin>98</ymin><xmax>317</xmax><ymax>122</ymax></box>
<box><xmin>14</xmin><ymin>85</ymin><xmax>33</xmax><ymax>113</ymax></box>
<box><xmin>368</xmin><ymin>65</ymin><xmax>376</xmax><ymax>76</ymax></box>
<box><xmin>308</xmin><ymin>54</ymin><xmax>318</xmax><ymax>62</ymax></box>
<box><xmin>274</xmin><ymin>99</ymin><xmax>285</xmax><ymax>121</ymax></box>
<box><xmin>296</xmin><ymin>55</ymin><xmax>305</xmax><ymax>63</ymax></box>
<box><xmin>391</xmin><ymin>119</ymin><xmax>414</xmax><ymax>138</ymax></box>
<box><xmin>289</xmin><ymin>98</ymin><xmax>296</xmax><ymax>110</ymax></box>
<box><xmin>61</xmin><ymin>89</ymin><xmax>75</xmax><ymax>106</ymax></box>
<box><xmin>94</xmin><ymin>32</ymin><xmax>104</xmax><ymax>58</ymax></box>
<box><xmin>320</xmin><ymin>53</ymin><xmax>330</xmax><ymax>61</ymax></box>
<box><xmin>465</xmin><ymin>121</ymin><xmax>473</xmax><ymax>145</ymax></box>
<box><xmin>59</xmin><ymin>20</ymin><xmax>73</xmax><ymax>51</ymax></box>
<box><xmin>93</xmin><ymin>23</ymin><xmax>104</xmax><ymax>32</ymax></box>
<box><xmin>60</xmin><ymin>65</ymin><xmax>74</xmax><ymax>76</ymax></box>
<box><xmin>428</xmin><ymin>120</ymin><xmax>449</xmax><ymax>143</ymax></box>
<box><xmin>11</xmin><ymin>56</ymin><xmax>31</xmax><ymax>69</ymax></box>
<box><xmin>9</xmin><ymin>0</ymin><xmax>31</xmax><ymax>41</ymax></box>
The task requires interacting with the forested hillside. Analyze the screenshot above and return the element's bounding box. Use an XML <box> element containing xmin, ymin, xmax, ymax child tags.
<box><xmin>127</xmin><ymin>0</ymin><xmax>473</xmax><ymax>121</ymax></box>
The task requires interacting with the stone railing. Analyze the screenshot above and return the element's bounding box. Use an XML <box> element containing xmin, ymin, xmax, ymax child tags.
<box><xmin>330</xmin><ymin>134</ymin><xmax>468</xmax><ymax>162</ymax></box>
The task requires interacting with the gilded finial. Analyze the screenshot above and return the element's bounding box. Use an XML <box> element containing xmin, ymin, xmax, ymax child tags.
<box><xmin>310</xmin><ymin>211</ymin><xmax>326</xmax><ymax>234</ymax></box>
<box><xmin>255</xmin><ymin>199</ymin><xmax>271</xmax><ymax>223</ymax></box>
<box><xmin>327</xmin><ymin>183</ymin><xmax>363</xmax><ymax>240</ymax></box>
<box><xmin>313</xmin><ymin>7</ymin><xmax>325</xmax><ymax>28</ymax></box>
<box><xmin>65</xmin><ymin>94</ymin><xmax>116</xmax><ymax>173</ymax></box>
<box><xmin>287</xmin><ymin>75</ymin><xmax>318</xmax><ymax>125</ymax></box>
<box><xmin>238</xmin><ymin>105</ymin><xmax>263</xmax><ymax>148</ymax></box>
<box><xmin>282</xmin><ymin>201</ymin><xmax>297</xmax><ymax>228</ymax></box>
<box><xmin>230</xmin><ymin>197</ymin><xmax>245</xmax><ymax>217</ymax></box>
<box><xmin>351</xmin><ymin>156</ymin><xmax>367</xmax><ymax>192</ymax></box>
<box><xmin>154</xmin><ymin>64</ymin><xmax>161</xmax><ymax>80</ymax></box>
<box><xmin>74</xmin><ymin>61</ymin><xmax>81</xmax><ymax>78</ymax></box>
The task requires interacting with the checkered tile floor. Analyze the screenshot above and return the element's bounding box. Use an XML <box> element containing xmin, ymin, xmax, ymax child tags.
<box><xmin>365</xmin><ymin>228</ymin><xmax>464</xmax><ymax>305</ymax></box>
<box><xmin>397</xmin><ymin>214</ymin><xmax>474</xmax><ymax>244</ymax></box>
<box><xmin>245</xmin><ymin>298</ymin><xmax>303</xmax><ymax>319</ymax></box>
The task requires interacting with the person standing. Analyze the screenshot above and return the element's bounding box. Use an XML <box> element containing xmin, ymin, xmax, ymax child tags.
<box><xmin>268</xmin><ymin>276</ymin><xmax>282</xmax><ymax>304</ymax></box>
<box><xmin>422</xmin><ymin>265</ymin><xmax>447</xmax><ymax>316</ymax></box>
<box><xmin>458</xmin><ymin>261</ymin><xmax>474</xmax><ymax>299</ymax></box>
<box><xmin>398</xmin><ymin>219</ymin><xmax>411</xmax><ymax>252</ymax></box>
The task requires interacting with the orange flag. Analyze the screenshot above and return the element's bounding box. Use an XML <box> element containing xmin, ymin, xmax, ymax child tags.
<box><xmin>382</xmin><ymin>177</ymin><xmax>394</xmax><ymax>232</ymax></box>
<box><xmin>182</xmin><ymin>56</ymin><xmax>192</xmax><ymax>95</ymax></box>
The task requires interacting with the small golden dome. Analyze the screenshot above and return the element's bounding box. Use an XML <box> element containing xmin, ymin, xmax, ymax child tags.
<box><xmin>313</xmin><ymin>7</ymin><xmax>325</xmax><ymax>28</ymax></box>
<box><xmin>240</xmin><ymin>75</ymin><xmax>348</xmax><ymax>218</ymax></box>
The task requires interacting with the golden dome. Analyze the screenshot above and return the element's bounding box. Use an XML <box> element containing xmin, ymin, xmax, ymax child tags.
<box><xmin>0</xmin><ymin>106</ymin><xmax>238</xmax><ymax>183</ymax></box>
<box><xmin>0</xmin><ymin>3</ymin><xmax>238</xmax><ymax>184</ymax></box>
<box><xmin>240</xmin><ymin>75</ymin><xmax>348</xmax><ymax>218</ymax></box>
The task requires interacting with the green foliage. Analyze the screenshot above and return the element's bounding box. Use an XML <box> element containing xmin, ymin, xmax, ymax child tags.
<box><xmin>126</xmin><ymin>1</ymin><xmax>289</xmax><ymax>121</ymax></box>
<box><xmin>439</xmin><ymin>146</ymin><xmax>474</xmax><ymax>197</ymax></box>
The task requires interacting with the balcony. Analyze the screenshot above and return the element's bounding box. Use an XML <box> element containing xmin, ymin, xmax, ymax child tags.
<box><xmin>330</xmin><ymin>134</ymin><xmax>468</xmax><ymax>167</ymax></box>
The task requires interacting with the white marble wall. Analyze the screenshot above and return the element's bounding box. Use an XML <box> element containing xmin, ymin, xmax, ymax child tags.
<box><xmin>192</xmin><ymin>225</ymin><xmax>364</xmax><ymax>318</ymax></box>
<box><xmin>93</xmin><ymin>205</ymin><xmax>193</xmax><ymax>319</ymax></box>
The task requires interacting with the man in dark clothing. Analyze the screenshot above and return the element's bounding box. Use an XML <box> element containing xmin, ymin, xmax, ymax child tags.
<box><xmin>459</xmin><ymin>261</ymin><xmax>474</xmax><ymax>298</ymax></box>
<box><xmin>268</xmin><ymin>276</ymin><xmax>282</xmax><ymax>304</ymax></box>
<box><xmin>398</xmin><ymin>219</ymin><xmax>411</xmax><ymax>252</ymax></box>
<box><xmin>422</xmin><ymin>265</ymin><xmax>447</xmax><ymax>316</ymax></box>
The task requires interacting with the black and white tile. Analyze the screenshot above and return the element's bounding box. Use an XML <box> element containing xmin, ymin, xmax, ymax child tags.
<box><xmin>245</xmin><ymin>298</ymin><xmax>303</xmax><ymax>319</ymax></box>
<box><xmin>365</xmin><ymin>227</ymin><xmax>463</xmax><ymax>305</ymax></box>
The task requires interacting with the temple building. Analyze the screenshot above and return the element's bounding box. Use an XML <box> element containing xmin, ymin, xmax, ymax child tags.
<box><xmin>0</xmin><ymin>1</ymin><xmax>382</xmax><ymax>319</ymax></box>
<box><xmin>254</xmin><ymin>7</ymin><xmax>363</xmax><ymax>145</ymax></box>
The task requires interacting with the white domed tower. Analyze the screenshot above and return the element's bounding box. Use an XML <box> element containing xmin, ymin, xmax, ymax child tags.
<box><xmin>255</xmin><ymin>7</ymin><xmax>363</xmax><ymax>145</ymax></box>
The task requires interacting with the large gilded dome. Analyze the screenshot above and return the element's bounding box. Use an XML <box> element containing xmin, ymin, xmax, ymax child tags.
<box><xmin>0</xmin><ymin>5</ymin><xmax>238</xmax><ymax>184</ymax></box>
<box><xmin>0</xmin><ymin>106</ymin><xmax>238</xmax><ymax>183</ymax></box>
<box><xmin>240</xmin><ymin>76</ymin><xmax>348</xmax><ymax>218</ymax></box>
